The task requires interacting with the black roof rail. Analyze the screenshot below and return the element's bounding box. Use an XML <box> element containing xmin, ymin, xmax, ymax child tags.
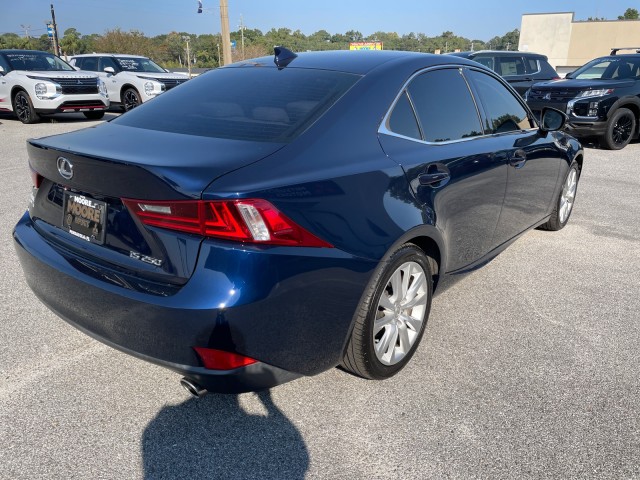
<box><xmin>610</xmin><ymin>47</ymin><xmax>640</xmax><ymax>55</ymax></box>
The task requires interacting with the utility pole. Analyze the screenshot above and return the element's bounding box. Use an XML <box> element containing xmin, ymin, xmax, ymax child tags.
<box><xmin>50</xmin><ymin>4</ymin><xmax>61</xmax><ymax>56</ymax></box>
<box><xmin>182</xmin><ymin>36</ymin><xmax>192</xmax><ymax>78</ymax></box>
<box><xmin>238</xmin><ymin>14</ymin><xmax>245</xmax><ymax>60</ymax></box>
<box><xmin>217</xmin><ymin>42</ymin><xmax>221</xmax><ymax>67</ymax></box>
<box><xmin>219</xmin><ymin>0</ymin><xmax>232</xmax><ymax>65</ymax></box>
<box><xmin>20</xmin><ymin>24</ymin><xmax>32</xmax><ymax>48</ymax></box>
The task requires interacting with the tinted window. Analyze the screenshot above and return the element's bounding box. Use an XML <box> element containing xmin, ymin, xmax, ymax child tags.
<box><xmin>467</xmin><ymin>70</ymin><xmax>532</xmax><ymax>134</ymax></box>
<box><xmin>99</xmin><ymin>57</ymin><xmax>118</xmax><ymax>71</ymax></box>
<box><xmin>114</xmin><ymin>67</ymin><xmax>359</xmax><ymax>142</ymax></box>
<box><xmin>473</xmin><ymin>56</ymin><xmax>495</xmax><ymax>71</ymax></box>
<box><xmin>525</xmin><ymin>58</ymin><xmax>540</xmax><ymax>74</ymax></box>
<box><xmin>387</xmin><ymin>92</ymin><xmax>421</xmax><ymax>140</ymax></box>
<box><xmin>573</xmin><ymin>58</ymin><xmax>640</xmax><ymax>80</ymax></box>
<box><xmin>80</xmin><ymin>57</ymin><xmax>99</xmax><ymax>71</ymax></box>
<box><xmin>407</xmin><ymin>68</ymin><xmax>482</xmax><ymax>142</ymax></box>
<box><xmin>497</xmin><ymin>56</ymin><xmax>526</xmax><ymax>76</ymax></box>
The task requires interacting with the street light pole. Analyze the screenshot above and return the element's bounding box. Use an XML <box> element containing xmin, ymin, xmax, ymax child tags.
<box><xmin>239</xmin><ymin>14</ymin><xmax>245</xmax><ymax>60</ymax></box>
<box><xmin>219</xmin><ymin>0</ymin><xmax>232</xmax><ymax>65</ymax></box>
<box><xmin>182</xmin><ymin>36</ymin><xmax>192</xmax><ymax>78</ymax></box>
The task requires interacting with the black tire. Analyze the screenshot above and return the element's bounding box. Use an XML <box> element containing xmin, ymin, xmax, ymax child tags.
<box><xmin>601</xmin><ymin>108</ymin><xmax>636</xmax><ymax>150</ymax></box>
<box><xmin>342</xmin><ymin>243</ymin><xmax>433</xmax><ymax>380</ymax></box>
<box><xmin>13</xmin><ymin>90</ymin><xmax>40</xmax><ymax>124</ymax></box>
<box><xmin>539</xmin><ymin>161</ymin><xmax>580</xmax><ymax>231</ymax></box>
<box><xmin>122</xmin><ymin>88</ymin><xmax>141</xmax><ymax>111</ymax></box>
<box><xmin>83</xmin><ymin>111</ymin><xmax>105</xmax><ymax>120</ymax></box>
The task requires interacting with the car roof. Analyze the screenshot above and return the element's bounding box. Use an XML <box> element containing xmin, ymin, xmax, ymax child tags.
<box><xmin>71</xmin><ymin>53</ymin><xmax>148</xmax><ymax>58</ymax></box>
<box><xmin>451</xmin><ymin>50</ymin><xmax>545</xmax><ymax>58</ymax></box>
<box><xmin>0</xmin><ymin>49</ymin><xmax>53</xmax><ymax>55</ymax></box>
<box><xmin>228</xmin><ymin>49</ymin><xmax>481</xmax><ymax>75</ymax></box>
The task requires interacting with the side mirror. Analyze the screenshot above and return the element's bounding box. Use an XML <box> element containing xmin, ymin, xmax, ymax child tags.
<box><xmin>0</xmin><ymin>66</ymin><xmax>4</xmax><ymax>75</ymax></box>
<box><xmin>104</xmin><ymin>66</ymin><xmax>115</xmax><ymax>75</ymax></box>
<box><xmin>539</xmin><ymin>107</ymin><xmax>567</xmax><ymax>132</ymax></box>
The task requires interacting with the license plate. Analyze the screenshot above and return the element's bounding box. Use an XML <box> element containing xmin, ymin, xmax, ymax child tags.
<box><xmin>62</xmin><ymin>192</ymin><xmax>107</xmax><ymax>244</ymax></box>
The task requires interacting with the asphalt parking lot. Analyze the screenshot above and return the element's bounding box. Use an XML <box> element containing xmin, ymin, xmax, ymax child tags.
<box><xmin>1</xmin><ymin>113</ymin><xmax>639</xmax><ymax>479</ymax></box>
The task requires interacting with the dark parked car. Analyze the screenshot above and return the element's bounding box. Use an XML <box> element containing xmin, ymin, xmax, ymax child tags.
<box><xmin>14</xmin><ymin>49</ymin><xmax>583</xmax><ymax>395</ymax></box>
<box><xmin>449</xmin><ymin>50</ymin><xmax>559</xmax><ymax>96</ymax></box>
<box><xmin>526</xmin><ymin>48</ymin><xmax>640</xmax><ymax>149</ymax></box>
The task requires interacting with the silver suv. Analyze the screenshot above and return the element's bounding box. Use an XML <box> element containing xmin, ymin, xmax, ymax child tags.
<box><xmin>69</xmin><ymin>54</ymin><xmax>189</xmax><ymax>111</ymax></box>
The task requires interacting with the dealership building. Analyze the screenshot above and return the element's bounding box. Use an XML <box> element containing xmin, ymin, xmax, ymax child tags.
<box><xmin>518</xmin><ymin>12</ymin><xmax>640</xmax><ymax>75</ymax></box>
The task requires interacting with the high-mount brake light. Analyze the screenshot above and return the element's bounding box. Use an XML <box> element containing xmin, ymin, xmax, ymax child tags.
<box><xmin>122</xmin><ymin>198</ymin><xmax>333</xmax><ymax>248</ymax></box>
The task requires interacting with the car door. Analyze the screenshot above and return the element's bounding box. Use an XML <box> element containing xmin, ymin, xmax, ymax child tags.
<box><xmin>0</xmin><ymin>54</ymin><xmax>11</xmax><ymax>112</ymax></box>
<box><xmin>464</xmin><ymin>68</ymin><xmax>562</xmax><ymax>247</ymax></box>
<box><xmin>96</xmin><ymin>57</ymin><xmax>122</xmax><ymax>102</ymax></box>
<box><xmin>378</xmin><ymin>67</ymin><xmax>508</xmax><ymax>272</ymax></box>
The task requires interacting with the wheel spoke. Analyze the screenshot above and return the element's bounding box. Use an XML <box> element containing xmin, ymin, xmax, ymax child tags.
<box><xmin>376</xmin><ymin>323</ymin><xmax>397</xmax><ymax>359</ymax></box>
<box><xmin>402</xmin><ymin>290</ymin><xmax>426</xmax><ymax>310</ymax></box>
<box><xmin>402</xmin><ymin>273</ymin><xmax>426</xmax><ymax>307</ymax></box>
<box><xmin>401</xmin><ymin>263</ymin><xmax>411</xmax><ymax>297</ymax></box>
<box><xmin>390</xmin><ymin>270</ymin><xmax>402</xmax><ymax>303</ymax></box>
<box><xmin>397</xmin><ymin>322</ymin><xmax>411</xmax><ymax>353</ymax></box>
<box><xmin>378</xmin><ymin>293</ymin><xmax>395</xmax><ymax>312</ymax></box>
<box><xmin>373</xmin><ymin>313</ymin><xmax>395</xmax><ymax>336</ymax></box>
<box><xmin>401</xmin><ymin>314</ymin><xmax>423</xmax><ymax>332</ymax></box>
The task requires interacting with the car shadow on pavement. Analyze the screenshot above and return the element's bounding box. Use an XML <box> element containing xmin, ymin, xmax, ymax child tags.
<box><xmin>141</xmin><ymin>389</ymin><xmax>309</xmax><ymax>479</ymax></box>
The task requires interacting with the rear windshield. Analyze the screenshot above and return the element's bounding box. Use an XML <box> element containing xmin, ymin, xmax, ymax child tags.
<box><xmin>113</xmin><ymin>67</ymin><xmax>360</xmax><ymax>142</ymax></box>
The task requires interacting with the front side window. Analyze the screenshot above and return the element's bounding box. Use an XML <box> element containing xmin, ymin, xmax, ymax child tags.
<box><xmin>79</xmin><ymin>57</ymin><xmax>99</xmax><ymax>71</ymax></box>
<box><xmin>99</xmin><ymin>57</ymin><xmax>119</xmax><ymax>72</ymax></box>
<box><xmin>467</xmin><ymin>70</ymin><xmax>532</xmax><ymax>134</ymax></box>
<box><xmin>407</xmin><ymin>68</ymin><xmax>482</xmax><ymax>142</ymax></box>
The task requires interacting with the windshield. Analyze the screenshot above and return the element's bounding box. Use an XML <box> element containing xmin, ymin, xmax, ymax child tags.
<box><xmin>571</xmin><ymin>57</ymin><xmax>640</xmax><ymax>80</ymax></box>
<box><xmin>115</xmin><ymin>57</ymin><xmax>166</xmax><ymax>73</ymax></box>
<box><xmin>5</xmin><ymin>52</ymin><xmax>74</xmax><ymax>72</ymax></box>
<box><xmin>113</xmin><ymin>67</ymin><xmax>360</xmax><ymax>142</ymax></box>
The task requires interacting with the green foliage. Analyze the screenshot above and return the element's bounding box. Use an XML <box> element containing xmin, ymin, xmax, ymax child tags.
<box><xmin>2</xmin><ymin>26</ymin><xmax>522</xmax><ymax>67</ymax></box>
<box><xmin>618</xmin><ymin>8</ymin><xmax>639</xmax><ymax>20</ymax></box>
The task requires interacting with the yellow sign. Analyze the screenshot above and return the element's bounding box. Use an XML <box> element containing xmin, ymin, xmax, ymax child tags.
<box><xmin>349</xmin><ymin>42</ymin><xmax>383</xmax><ymax>51</ymax></box>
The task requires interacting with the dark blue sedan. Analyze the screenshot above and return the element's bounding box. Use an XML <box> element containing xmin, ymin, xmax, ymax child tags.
<box><xmin>14</xmin><ymin>49</ymin><xmax>583</xmax><ymax>395</ymax></box>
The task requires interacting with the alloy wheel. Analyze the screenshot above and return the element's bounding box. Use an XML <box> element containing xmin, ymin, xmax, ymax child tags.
<box><xmin>15</xmin><ymin>92</ymin><xmax>30</xmax><ymax>122</ymax></box>
<box><xmin>373</xmin><ymin>261</ymin><xmax>429</xmax><ymax>366</ymax></box>
<box><xmin>559</xmin><ymin>167</ymin><xmax>578</xmax><ymax>224</ymax></box>
<box><xmin>612</xmin><ymin>114</ymin><xmax>633</xmax><ymax>147</ymax></box>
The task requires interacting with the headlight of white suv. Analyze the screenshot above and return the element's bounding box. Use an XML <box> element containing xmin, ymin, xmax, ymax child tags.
<box><xmin>34</xmin><ymin>82</ymin><xmax>62</xmax><ymax>100</ymax></box>
<box><xmin>98</xmin><ymin>79</ymin><xmax>108</xmax><ymax>97</ymax></box>
<box><xmin>143</xmin><ymin>81</ymin><xmax>165</xmax><ymax>97</ymax></box>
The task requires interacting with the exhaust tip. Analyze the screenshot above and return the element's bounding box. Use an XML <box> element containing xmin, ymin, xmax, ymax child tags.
<box><xmin>180</xmin><ymin>377</ymin><xmax>208</xmax><ymax>398</ymax></box>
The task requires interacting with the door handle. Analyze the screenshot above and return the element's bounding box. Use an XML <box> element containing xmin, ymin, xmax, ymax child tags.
<box><xmin>509</xmin><ymin>149</ymin><xmax>527</xmax><ymax>169</ymax></box>
<box><xmin>418</xmin><ymin>172</ymin><xmax>450</xmax><ymax>186</ymax></box>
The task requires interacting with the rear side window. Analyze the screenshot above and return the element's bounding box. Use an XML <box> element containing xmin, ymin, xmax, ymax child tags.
<box><xmin>472</xmin><ymin>56</ymin><xmax>495</xmax><ymax>71</ymax></box>
<box><xmin>80</xmin><ymin>57</ymin><xmax>99</xmax><ymax>71</ymax></box>
<box><xmin>407</xmin><ymin>68</ymin><xmax>482</xmax><ymax>142</ymax></box>
<box><xmin>498</xmin><ymin>56</ymin><xmax>526</xmax><ymax>76</ymax></box>
<box><xmin>467</xmin><ymin>70</ymin><xmax>532</xmax><ymax>134</ymax></box>
<box><xmin>387</xmin><ymin>92</ymin><xmax>421</xmax><ymax>140</ymax></box>
<box><xmin>113</xmin><ymin>68</ymin><xmax>359</xmax><ymax>142</ymax></box>
<box><xmin>525</xmin><ymin>58</ymin><xmax>540</xmax><ymax>74</ymax></box>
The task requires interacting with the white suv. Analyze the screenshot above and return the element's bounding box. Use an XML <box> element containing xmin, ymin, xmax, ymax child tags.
<box><xmin>0</xmin><ymin>49</ymin><xmax>109</xmax><ymax>124</ymax></box>
<box><xmin>69</xmin><ymin>54</ymin><xmax>189</xmax><ymax>111</ymax></box>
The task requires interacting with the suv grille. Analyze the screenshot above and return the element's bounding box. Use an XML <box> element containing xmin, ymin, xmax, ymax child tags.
<box><xmin>158</xmin><ymin>78</ymin><xmax>188</xmax><ymax>90</ymax></box>
<box><xmin>49</xmin><ymin>77</ymin><xmax>99</xmax><ymax>95</ymax></box>
<box><xmin>528</xmin><ymin>88</ymin><xmax>578</xmax><ymax>102</ymax></box>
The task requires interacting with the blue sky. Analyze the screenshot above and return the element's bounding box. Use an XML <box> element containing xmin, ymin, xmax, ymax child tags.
<box><xmin>1</xmin><ymin>0</ymin><xmax>635</xmax><ymax>40</ymax></box>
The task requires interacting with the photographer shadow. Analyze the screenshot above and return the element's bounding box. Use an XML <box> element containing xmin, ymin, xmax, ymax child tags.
<box><xmin>142</xmin><ymin>389</ymin><xmax>309</xmax><ymax>479</ymax></box>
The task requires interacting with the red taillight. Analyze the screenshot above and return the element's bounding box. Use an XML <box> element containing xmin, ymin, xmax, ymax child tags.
<box><xmin>122</xmin><ymin>198</ymin><xmax>333</xmax><ymax>248</ymax></box>
<box><xmin>194</xmin><ymin>347</ymin><xmax>258</xmax><ymax>370</ymax></box>
<box><xmin>30</xmin><ymin>167</ymin><xmax>42</xmax><ymax>188</ymax></box>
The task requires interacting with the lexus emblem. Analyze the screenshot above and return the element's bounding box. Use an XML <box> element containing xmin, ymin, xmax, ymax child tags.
<box><xmin>57</xmin><ymin>157</ymin><xmax>74</xmax><ymax>180</ymax></box>
<box><xmin>543</xmin><ymin>93</ymin><xmax>552</xmax><ymax>101</ymax></box>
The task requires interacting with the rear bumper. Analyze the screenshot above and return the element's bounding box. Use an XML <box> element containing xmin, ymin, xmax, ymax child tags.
<box><xmin>14</xmin><ymin>212</ymin><xmax>376</xmax><ymax>392</ymax></box>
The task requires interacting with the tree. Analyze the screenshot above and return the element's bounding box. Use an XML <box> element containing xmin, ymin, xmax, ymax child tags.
<box><xmin>60</xmin><ymin>28</ymin><xmax>83</xmax><ymax>55</ymax></box>
<box><xmin>618</xmin><ymin>8</ymin><xmax>639</xmax><ymax>20</ymax></box>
